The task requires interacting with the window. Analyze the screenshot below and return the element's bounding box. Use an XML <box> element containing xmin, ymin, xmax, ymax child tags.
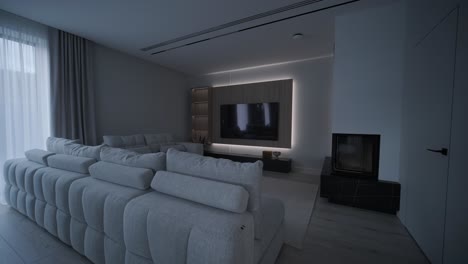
<box><xmin>0</xmin><ymin>14</ymin><xmax>51</xmax><ymax>204</ymax></box>
<box><xmin>0</xmin><ymin>36</ymin><xmax>36</xmax><ymax>73</ymax></box>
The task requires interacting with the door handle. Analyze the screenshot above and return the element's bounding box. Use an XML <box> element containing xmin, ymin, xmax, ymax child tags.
<box><xmin>426</xmin><ymin>148</ymin><xmax>448</xmax><ymax>156</ymax></box>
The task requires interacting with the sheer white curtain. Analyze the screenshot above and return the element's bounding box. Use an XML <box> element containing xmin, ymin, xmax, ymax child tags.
<box><xmin>0</xmin><ymin>11</ymin><xmax>51</xmax><ymax>204</ymax></box>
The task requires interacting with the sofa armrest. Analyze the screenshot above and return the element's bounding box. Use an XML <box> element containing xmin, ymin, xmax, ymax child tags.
<box><xmin>177</xmin><ymin>142</ymin><xmax>204</xmax><ymax>155</ymax></box>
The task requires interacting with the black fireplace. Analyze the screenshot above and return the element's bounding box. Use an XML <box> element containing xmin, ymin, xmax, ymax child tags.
<box><xmin>321</xmin><ymin>133</ymin><xmax>400</xmax><ymax>214</ymax></box>
<box><xmin>332</xmin><ymin>133</ymin><xmax>380</xmax><ymax>179</ymax></box>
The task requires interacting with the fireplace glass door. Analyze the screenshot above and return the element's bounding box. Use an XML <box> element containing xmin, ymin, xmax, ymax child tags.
<box><xmin>332</xmin><ymin>134</ymin><xmax>380</xmax><ymax>178</ymax></box>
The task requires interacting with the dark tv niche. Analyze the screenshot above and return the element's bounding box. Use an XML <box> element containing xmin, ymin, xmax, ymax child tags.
<box><xmin>332</xmin><ymin>133</ymin><xmax>380</xmax><ymax>179</ymax></box>
<box><xmin>220</xmin><ymin>102</ymin><xmax>279</xmax><ymax>141</ymax></box>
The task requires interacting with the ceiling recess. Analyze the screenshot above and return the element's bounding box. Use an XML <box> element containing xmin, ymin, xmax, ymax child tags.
<box><xmin>142</xmin><ymin>0</ymin><xmax>359</xmax><ymax>55</ymax></box>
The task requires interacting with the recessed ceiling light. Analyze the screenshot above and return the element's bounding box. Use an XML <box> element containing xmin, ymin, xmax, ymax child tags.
<box><xmin>292</xmin><ymin>33</ymin><xmax>304</xmax><ymax>40</ymax></box>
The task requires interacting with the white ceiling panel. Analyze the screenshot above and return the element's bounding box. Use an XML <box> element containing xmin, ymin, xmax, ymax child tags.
<box><xmin>0</xmin><ymin>0</ymin><xmax>390</xmax><ymax>75</ymax></box>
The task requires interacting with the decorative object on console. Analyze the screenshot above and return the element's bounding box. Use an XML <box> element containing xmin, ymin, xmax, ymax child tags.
<box><xmin>191</xmin><ymin>87</ymin><xmax>212</xmax><ymax>144</ymax></box>
<box><xmin>272</xmin><ymin>151</ymin><xmax>281</xmax><ymax>160</ymax></box>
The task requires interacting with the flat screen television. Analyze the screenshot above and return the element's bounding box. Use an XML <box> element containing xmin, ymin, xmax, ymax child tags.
<box><xmin>220</xmin><ymin>102</ymin><xmax>279</xmax><ymax>140</ymax></box>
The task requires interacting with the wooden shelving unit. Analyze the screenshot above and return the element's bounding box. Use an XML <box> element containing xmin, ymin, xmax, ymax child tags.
<box><xmin>191</xmin><ymin>87</ymin><xmax>211</xmax><ymax>144</ymax></box>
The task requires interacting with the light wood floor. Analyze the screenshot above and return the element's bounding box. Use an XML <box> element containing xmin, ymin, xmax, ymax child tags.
<box><xmin>0</xmin><ymin>172</ymin><xmax>428</xmax><ymax>264</ymax></box>
<box><xmin>270</xmin><ymin>172</ymin><xmax>429</xmax><ymax>264</ymax></box>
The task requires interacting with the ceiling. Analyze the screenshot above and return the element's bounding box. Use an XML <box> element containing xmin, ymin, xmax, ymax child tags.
<box><xmin>0</xmin><ymin>0</ymin><xmax>381</xmax><ymax>75</ymax></box>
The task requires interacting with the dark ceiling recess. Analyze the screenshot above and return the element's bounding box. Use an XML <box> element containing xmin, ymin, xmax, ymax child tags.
<box><xmin>142</xmin><ymin>0</ymin><xmax>359</xmax><ymax>55</ymax></box>
<box><xmin>141</xmin><ymin>0</ymin><xmax>324</xmax><ymax>52</ymax></box>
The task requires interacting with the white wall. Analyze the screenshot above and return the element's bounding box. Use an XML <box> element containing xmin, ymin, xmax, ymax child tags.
<box><xmin>92</xmin><ymin>44</ymin><xmax>190</xmax><ymax>143</ymax></box>
<box><xmin>331</xmin><ymin>1</ymin><xmax>406</xmax><ymax>182</ymax></box>
<box><xmin>190</xmin><ymin>56</ymin><xmax>334</xmax><ymax>174</ymax></box>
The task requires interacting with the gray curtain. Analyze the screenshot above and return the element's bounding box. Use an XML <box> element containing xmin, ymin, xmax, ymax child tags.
<box><xmin>49</xmin><ymin>29</ymin><xmax>97</xmax><ymax>145</ymax></box>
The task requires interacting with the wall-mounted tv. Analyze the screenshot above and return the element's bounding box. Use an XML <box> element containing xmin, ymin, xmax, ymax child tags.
<box><xmin>220</xmin><ymin>102</ymin><xmax>279</xmax><ymax>140</ymax></box>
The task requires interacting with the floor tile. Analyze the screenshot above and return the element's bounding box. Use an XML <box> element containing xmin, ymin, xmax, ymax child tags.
<box><xmin>32</xmin><ymin>244</ymin><xmax>91</xmax><ymax>264</ymax></box>
<box><xmin>0</xmin><ymin>235</ymin><xmax>24</xmax><ymax>264</ymax></box>
<box><xmin>276</xmin><ymin>197</ymin><xmax>429</xmax><ymax>264</ymax></box>
<box><xmin>0</xmin><ymin>206</ymin><xmax>64</xmax><ymax>263</ymax></box>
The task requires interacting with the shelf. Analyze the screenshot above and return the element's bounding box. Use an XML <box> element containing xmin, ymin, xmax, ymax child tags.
<box><xmin>192</xmin><ymin>87</ymin><xmax>211</xmax><ymax>145</ymax></box>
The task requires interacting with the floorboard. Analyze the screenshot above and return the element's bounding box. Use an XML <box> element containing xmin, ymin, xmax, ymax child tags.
<box><xmin>274</xmin><ymin>173</ymin><xmax>428</xmax><ymax>264</ymax></box>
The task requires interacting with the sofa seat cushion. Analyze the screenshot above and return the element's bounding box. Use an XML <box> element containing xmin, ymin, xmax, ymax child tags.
<box><xmin>3</xmin><ymin>158</ymin><xmax>45</xmax><ymax>193</ymax></box>
<box><xmin>63</xmin><ymin>143</ymin><xmax>105</xmax><ymax>160</ymax></box>
<box><xmin>46</xmin><ymin>137</ymin><xmax>81</xmax><ymax>153</ymax></box>
<box><xmin>69</xmin><ymin>177</ymin><xmax>147</xmax><ymax>244</ymax></box>
<box><xmin>25</xmin><ymin>149</ymin><xmax>55</xmax><ymax>166</ymax></box>
<box><xmin>3</xmin><ymin>158</ymin><xmax>46</xmax><ymax>210</ymax></box>
<box><xmin>32</xmin><ymin>167</ymin><xmax>88</xmax><ymax>213</ymax></box>
<box><xmin>89</xmin><ymin>161</ymin><xmax>154</xmax><ymax>190</ymax></box>
<box><xmin>152</xmin><ymin>171</ymin><xmax>249</xmax><ymax>213</ymax></box>
<box><xmin>124</xmin><ymin>191</ymin><xmax>254</xmax><ymax>264</ymax></box>
<box><xmin>254</xmin><ymin>196</ymin><xmax>284</xmax><ymax>263</ymax></box>
<box><xmin>47</xmin><ymin>154</ymin><xmax>96</xmax><ymax>174</ymax></box>
<box><xmin>100</xmin><ymin>147</ymin><xmax>165</xmax><ymax>172</ymax></box>
<box><xmin>103</xmin><ymin>134</ymin><xmax>145</xmax><ymax>148</ymax></box>
<box><xmin>166</xmin><ymin>148</ymin><xmax>264</xmax><ymax>239</ymax></box>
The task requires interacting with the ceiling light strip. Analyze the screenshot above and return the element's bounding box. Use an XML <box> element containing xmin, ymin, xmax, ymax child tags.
<box><xmin>141</xmin><ymin>0</ymin><xmax>325</xmax><ymax>52</ymax></box>
<box><xmin>150</xmin><ymin>0</ymin><xmax>359</xmax><ymax>56</ymax></box>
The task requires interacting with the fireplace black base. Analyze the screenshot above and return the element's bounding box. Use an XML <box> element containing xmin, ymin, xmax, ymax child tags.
<box><xmin>320</xmin><ymin>157</ymin><xmax>400</xmax><ymax>214</ymax></box>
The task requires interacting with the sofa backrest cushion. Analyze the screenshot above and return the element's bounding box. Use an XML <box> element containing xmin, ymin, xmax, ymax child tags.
<box><xmin>89</xmin><ymin>161</ymin><xmax>154</xmax><ymax>190</ymax></box>
<box><xmin>25</xmin><ymin>149</ymin><xmax>55</xmax><ymax>165</ymax></box>
<box><xmin>47</xmin><ymin>154</ymin><xmax>96</xmax><ymax>174</ymax></box>
<box><xmin>125</xmin><ymin>146</ymin><xmax>151</xmax><ymax>154</ymax></box>
<box><xmin>144</xmin><ymin>133</ymin><xmax>173</xmax><ymax>145</ymax></box>
<box><xmin>148</xmin><ymin>144</ymin><xmax>161</xmax><ymax>153</ymax></box>
<box><xmin>160</xmin><ymin>144</ymin><xmax>187</xmax><ymax>153</ymax></box>
<box><xmin>152</xmin><ymin>171</ymin><xmax>249</xmax><ymax>213</ymax></box>
<box><xmin>166</xmin><ymin>148</ymin><xmax>264</xmax><ymax>238</ymax></box>
<box><xmin>63</xmin><ymin>143</ymin><xmax>105</xmax><ymax>160</ymax></box>
<box><xmin>100</xmin><ymin>147</ymin><xmax>166</xmax><ymax>172</ymax></box>
<box><xmin>102</xmin><ymin>134</ymin><xmax>146</xmax><ymax>148</ymax></box>
<box><xmin>46</xmin><ymin>137</ymin><xmax>81</xmax><ymax>153</ymax></box>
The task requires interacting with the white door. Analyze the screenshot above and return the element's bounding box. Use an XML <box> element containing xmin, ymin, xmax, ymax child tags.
<box><xmin>404</xmin><ymin>9</ymin><xmax>458</xmax><ymax>264</ymax></box>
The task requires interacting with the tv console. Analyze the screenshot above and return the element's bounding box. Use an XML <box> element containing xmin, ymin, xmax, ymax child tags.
<box><xmin>320</xmin><ymin>157</ymin><xmax>401</xmax><ymax>214</ymax></box>
<box><xmin>204</xmin><ymin>151</ymin><xmax>292</xmax><ymax>173</ymax></box>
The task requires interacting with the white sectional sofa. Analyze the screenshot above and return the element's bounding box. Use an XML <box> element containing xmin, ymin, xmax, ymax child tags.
<box><xmin>3</xmin><ymin>137</ymin><xmax>284</xmax><ymax>264</ymax></box>
<box><xmin>103</xmin><ymin>133</ymin><xmax>204</xmax><ymax>156</ymax></box>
